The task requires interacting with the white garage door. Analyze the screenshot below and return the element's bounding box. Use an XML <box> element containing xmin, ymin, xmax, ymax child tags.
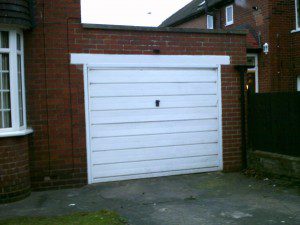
<box><xmin>71</xmin><ymin>54</ymin><xmax>229</xmax><ymax>184</ymax></box>
<box><xmin>87</xmin><ymin>68</ymin><xmax>222</xmax><ymax>184</ymax></box>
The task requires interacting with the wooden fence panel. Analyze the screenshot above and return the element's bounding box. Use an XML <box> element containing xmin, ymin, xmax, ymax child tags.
<box><xmin>248</xmin><ymin>93</ymin><xmax>300</xmax><ymax>157</ymax></box>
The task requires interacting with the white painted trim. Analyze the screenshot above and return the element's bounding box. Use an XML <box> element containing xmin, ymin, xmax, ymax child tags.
<box><xmin>247</xmin><ymin>53</ymin><xmax>259</xmax><ymax>93</ymax></box>
<box><xmin>217</xmin><ymin>65</ymin><xmax>223</xmax><ymax>170</ymax></box>
<box><xmin>291</xmin><ymin>28</ymin><xmax>300</xmax><ymax>33</ymax></box>
<box><xmin>88</xmin><ymin>64</ymin><xmax>218</xmax><ymax>70</ymax></box>
<box><xmin>225</xmin><ymin>5</ymin><xmax>234</xmax><ymax>26</ymax></box>
<box><xmin>296</xmin><ymin>0</ymin><xmax>300</xmax><ymax>30</ymax></box>
<box><xmin>0</xmin><ymin>128</ymin><xmax>33</xmax><ymax>138</ymax></box>
<box><xmin>71</xmin><ymin>54</ymin><xmax>230</xmax><ymax>67</ymax></box>
<box><xmin>83</xmin><ymin>65</ymin><xmax>93</xmax><ymax>184</ymax></box>
<box><xmin>9</xmin><ymin>30</ymin><xmax>18</xmax><ymax>129</ymax></box>
<box><xmin>21</xmin><ymin>31</ymin><xmax>27</xmax><ymax>129</ymax></box>
<box><xmin>73</xmin><ymin>54</ymin><xmax>228</xmax><ymax>184</ymax></box>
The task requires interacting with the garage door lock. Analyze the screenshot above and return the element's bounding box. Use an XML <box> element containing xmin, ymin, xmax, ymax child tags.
<box><xmin>156</xmin><ymin>100</ymin><xmax>160</xmax><ymax>107</ymax></box>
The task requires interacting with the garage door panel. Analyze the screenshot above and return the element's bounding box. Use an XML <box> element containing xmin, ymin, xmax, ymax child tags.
<box><xmin>89</xmin><ymin>69</ymin><xmax>217</xmax><ymax>83</ymax></box>
<box><xmin>92</xmin><ymin>155</ymin><xmax>219</xmax><ymax>179</ymax></box>
<box><xmin>87</xmin><ymin>65</ymin><xmax>222</xmax><ymax>183</ymax></box>
<box><xmin>90</xmin><ymin>83</ymin><xmax>217</xmax><ymax>97</ymax></box>
<box><xmin>91</xmin><ymin>143</ymin><xmax>218</xmax><ymax>165</ymax></box>
<box><xmin>91</xmin><ymin>107</ymin><xmax>218</xmax><ymax>125</ymax></box>
<box><xmin>90</xmin><ymin>95</ymin><xmax>218</xmax><ymax>111</ymax></box>
<box><xmin>91</xmin><ymin>131</ymin><xmax>218</xmax><ymax>151</ymax></box>
<box><xmin>91</xmin><ymin>119</ymin><xmax>218</xmax><ymax>138</ymax></box>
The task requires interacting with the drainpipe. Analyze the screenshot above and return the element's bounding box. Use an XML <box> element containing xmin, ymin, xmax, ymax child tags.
<box><xmin>235</xmin><ymin>65</ymin><xmax>254</xmax><ymax>169</ymax></box>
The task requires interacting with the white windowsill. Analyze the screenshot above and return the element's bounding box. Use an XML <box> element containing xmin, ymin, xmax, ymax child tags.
<box><xmin>225</xmin><ymin>22</ymin><xmax>233</xmax><ymax>27</ymax></box>
<box><xmin>291</xmin><ymin>29</ymin><xmax>300</xmax><ymax>33</ymax></box>
<box><xmin>0</xmin><ymin>128</ymin><xmax>33</xmax><ymax>138</ymax></box>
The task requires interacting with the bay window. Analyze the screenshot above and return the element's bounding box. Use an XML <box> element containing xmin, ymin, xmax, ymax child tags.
<box><xmin>0</xmin><ymin>29</ymin><xmax>28</xmax><ymax>135</ymax></box>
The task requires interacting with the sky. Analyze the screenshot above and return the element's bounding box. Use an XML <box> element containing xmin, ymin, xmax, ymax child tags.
<box><xmin>81</xmin><ymin>0</ymin><xmax>193</xmax><ymax>27</ymax></box>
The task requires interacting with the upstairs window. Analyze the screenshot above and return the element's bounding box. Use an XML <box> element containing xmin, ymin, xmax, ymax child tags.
<box><xmin>0</xmin><ymin>30</ymin><xmax>26</xmax><ymax>133</ymax></box>
<box><xmin>207</xmin><ymin>15</ymin><xmax>214</xmax><ymax>29</ymax></box>
<box><xmin>225</xmin><ymin>5</ymin><xmax>234</xmax><ymax>26</ymax></box>
<box><xmin>296</xmin><ymin>0</ymin><xmax>300</xmax><ymax>30</ymax></box>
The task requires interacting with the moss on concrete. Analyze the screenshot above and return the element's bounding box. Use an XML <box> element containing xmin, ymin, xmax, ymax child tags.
<box><xmin>0</xmin><ymin>210</ymin><xmax>127</xmax><ymax>225</ymax></box>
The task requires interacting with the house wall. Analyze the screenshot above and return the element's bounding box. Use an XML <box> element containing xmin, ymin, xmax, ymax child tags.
<box><xmin>176</xmin><ymin>0</ymin><xmax>299</xmax><ymax>93</ymax></box>
<box><xmin>0</xmin><ymin>136</ymin><xmax>31</xmax><ymax>203</ymax></box>
<box><xmin>176</xmin><ymin>16</ymin><xmax>207</xmax><ymax>29</ymax></box>
<box><xmin>19</xmin><ymin>0</ymin><xmax>247</xmax><ymax>191</ymax></box>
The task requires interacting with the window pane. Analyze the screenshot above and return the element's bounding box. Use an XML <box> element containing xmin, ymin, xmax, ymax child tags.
<box><xmin>18</xmin><ymin>55</ymin><xmax>24</xmax><ymax>126</ymax></box>
<box><xmin>207</xmin><ymin>15</ymin><xmax>213</xmax><ymax>29</ymax></box>
<box><xmin>2</xmin><ymin>73</ymin><xmax>9</xmax><ymax>90</ymax></box>
<box><xmin>19</xmin><ymin>108</ymin><xmax>23</xmax><ymax>126</ymax></box>
<box><xmin>0</xmin><ymin>53</ymin><xmax>11</xmax><ymax>128</ymax></box>
<box><xmin>3</xmin><ymin>111</ymin><xmax>11</xmax><ymax>127</ymax></box>
<box><xmin>2</xmin><ymin>92</ymin><xmax>10</xmax><ymax>109</ymax></box>
<box><xmin>0</xmin><ymin>31</ymin><xmax>9</xmax><ymax>48</ymax></box>
<box><xmin>247</xmin><ymin>57</ymin><xmax>256</xmax><ymax>67</ymax></box>
<box><xmin>2</xmin><ymin>53</ymin><xmax>9</xmax><ymax>71</ymax></box>
<box><xmin>17</xmin><ymin>34</ymin><xmax>21</xmax><ymax>51</ymax></box>
<box><xmin>227</xmin><ymin>6</ymin><xmax>233</xmax><ymax>23</ymax></box>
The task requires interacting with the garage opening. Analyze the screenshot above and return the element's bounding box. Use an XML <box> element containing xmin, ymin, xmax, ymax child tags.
<box><xmin>72</xmin><ymin>54</ymin><xmax>229</xmax><ymax>183</ymax></box>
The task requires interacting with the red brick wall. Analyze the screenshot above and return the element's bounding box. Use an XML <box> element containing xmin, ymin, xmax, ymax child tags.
<box><xmin>177</xmin><ymin>0</ymin><xmax>298</xmax><ymax>92</ymax></box>
<box><xmin>220</xmin><ymin>1</ymin><xmax>272</xmax><ymax>92</ymax></box>
<box><xmin>267</xmin><ymin>0</ymin><xmax>297</xmax><ymax>91</ymax></box>
<box><xmin>23</xmin><ymin>0</ymin><xmax>246</xmax><ymax>190</ymax></box>
<box><xmin>177</xmin><ymin>16</ymin><xmax>207</xmax><ymax>29</ymax></box>
<box><xmin>0</xmin><ymin>136</ymin><xmax>31</xmax><ymax>203</ymax></box>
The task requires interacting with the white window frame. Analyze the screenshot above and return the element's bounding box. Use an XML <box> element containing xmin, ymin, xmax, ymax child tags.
<box><xmin>296</xmin><ymin>0</ymin><xmax>300</xmax><ymax>31</ymax></box>
<box><xmin>225</xmin><ymin>5</ymin><xmax>234</xmax><ymax>26</ymax></box>
<box><xmin>247</xmin><ymin>54</ymin><xmax>259</xmax><ymax>93</ymax></box>
<box><xmin>0</xmin><ymin>28</ymin><xmax>31</xmax><ymax>137</ymax></box>
<box><xmin>207</xmin><ymin>15</ymin><xmax>214</xmax><ymax>29</ymax></box>
<box><xmin>297</xmin><ymin>75</ymin><xmax>300</xmax><ymax>91</ymax></box>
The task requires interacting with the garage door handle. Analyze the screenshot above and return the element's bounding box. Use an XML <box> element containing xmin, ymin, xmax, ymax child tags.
<box><xmin>156</xmin><ymin>100</ymin><xmax>160</xmax><ymax>107</ymax></box>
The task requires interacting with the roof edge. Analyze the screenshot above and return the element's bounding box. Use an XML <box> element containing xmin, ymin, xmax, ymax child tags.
<box><xmin>160</xmin><ymin>0</ymin><xmax>234</xmax><ymax>27</ymax></box>
<box><xmin>82</xmin><ymin>23</ymin><xmax>248</xmax><ymax>35</ymax></box>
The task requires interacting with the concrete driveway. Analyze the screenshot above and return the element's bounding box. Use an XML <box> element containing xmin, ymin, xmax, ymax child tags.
<box><xmin>0</xmin><ymin>172</ymin><xmax>299</xmax><ymax>225</ymax></box>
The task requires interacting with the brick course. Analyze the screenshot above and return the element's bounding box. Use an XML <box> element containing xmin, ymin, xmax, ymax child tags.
<box><xmin>0</xmin><ymin>136</ymin><xmax>31</xmax><ymax>203</ymax></box>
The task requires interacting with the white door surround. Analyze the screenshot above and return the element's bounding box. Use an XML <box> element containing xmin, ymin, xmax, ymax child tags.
<box><xmin>71</xmin><ymin>54</ymin><xmax>230</xmax><ymax>184</ymax></box>
<box><xmin>247</xmin><ymin>53</ymin><xmax>259</xmax><ymax>93</ymax></box>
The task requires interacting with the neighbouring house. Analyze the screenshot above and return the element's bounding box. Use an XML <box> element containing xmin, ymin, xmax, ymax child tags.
<box><xmin>0</xmin><ymin>0</ymin><xmax>263</xmax><ymax>204</ymax></box>
<box><xmin>161</xmin><ymin>0</ymin><xmax>300</xmax><ymax>93</ymax></box>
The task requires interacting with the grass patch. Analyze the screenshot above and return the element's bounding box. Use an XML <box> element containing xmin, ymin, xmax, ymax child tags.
<box><xmin>0</xmin><ymin>210</ymin><xmax>127</xmax><ymax>225</ymax></box>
